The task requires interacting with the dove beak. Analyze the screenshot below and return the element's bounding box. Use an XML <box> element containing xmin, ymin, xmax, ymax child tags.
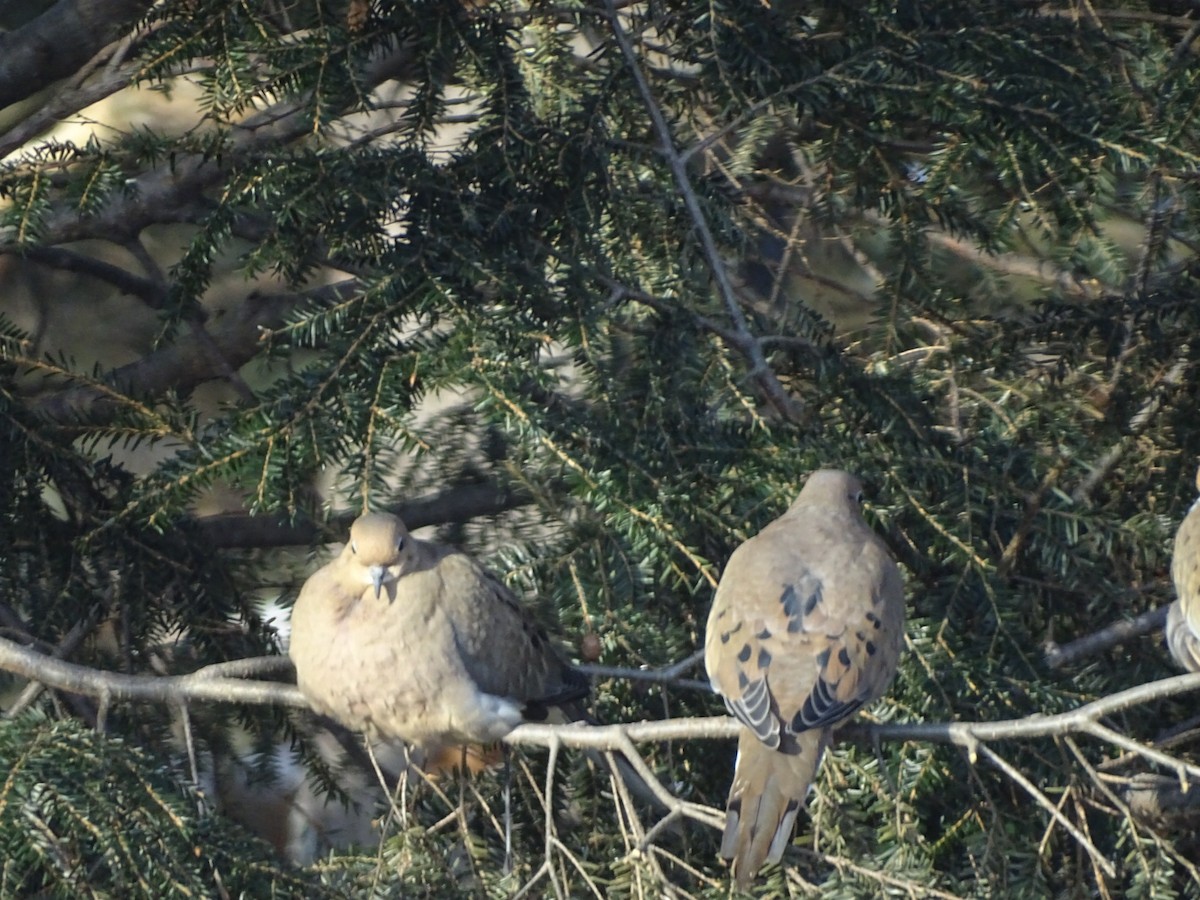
<box><xmin>368</xmin><ymin>565</ymin><xmax>387</xmax><ymax>599</ymax></box>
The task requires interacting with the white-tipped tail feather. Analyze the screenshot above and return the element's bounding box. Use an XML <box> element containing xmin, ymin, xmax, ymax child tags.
<box><xmin>721</xmin><ymin>730</ymin><xmax>828</xmax><ymax>889</ymax></box>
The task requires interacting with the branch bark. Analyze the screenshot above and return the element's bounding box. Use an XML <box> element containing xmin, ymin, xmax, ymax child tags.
<box><xmin>194</xmin><ymin>481</ymin><xmax>536</xmax><ymax>549</ymax></box>
<box><xmin>5</xmin><ymin>629</ymin><xmax>1200</xmax><ymax>753</ymax></box>
<box><xmin>0</xmin><ymin>0</ymin><xmax>152</xmax><ymax>110</ymax></box>
<box><xmin>0</xmin><ymin>634</ymin><xmax>306</xmax><ymax>709</ymax></box>
<box><xmin>23</xmin><ymin>280</ymin><xmax>358</xmax><ymax>425</ymax></box>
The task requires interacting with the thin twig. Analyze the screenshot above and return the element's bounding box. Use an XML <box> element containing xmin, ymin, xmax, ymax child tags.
<box><xmin>603</xmin><ymin>1</ymin><xmax>806</xmax><ymax>423</ymax></box>
<box><xmin>1083</xmin><ymin>720</ymin><xmax>1200</xmax><ymax>789</ymax></box>
<box><xmin>1071</xmin><ymin>352</ymin><xmax>1192</xmax><ymax>503</ymax></box>
<box><xmin>975</xmin><ymin>742</ymin><xmax>1117</xmax><ymax>880</ymax></box>
<box><xmin>580</xmin><ymin>648</ymin><xmax>710</xmax><ymax>692</ymax></box>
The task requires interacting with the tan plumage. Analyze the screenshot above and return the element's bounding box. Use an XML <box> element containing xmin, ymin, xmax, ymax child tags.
<box><xmin>704</xmin><ymin>469</ymin><xmax>906</xmax><ymax>888</ymax></box>
<box><xmin>1168</xmin><ymin>465</ymin><xmax>1200</xmax><ymax>672</ymax></box>
<box><xmin>288</xmin><ymin>512</ymin><xmax>587</xmax><ymax>754</ymax></box>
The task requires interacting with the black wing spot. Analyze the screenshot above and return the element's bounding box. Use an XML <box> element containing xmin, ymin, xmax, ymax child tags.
<box><xmin>837</xmin><ymin>647</ymin><xmax>851</xmax><ymax>667</ymax></box>
<box><xmin>720</xmin><ymin>621</ymin><xmax>743</xmax><ymax>644</ymax></box>
<box><xmin>866</xmin><ymin>611</ymin><xmax>881</xmax><ymax>628</ymax></box>
<box><xmin>803</xmin><ymin>585</ymin><xmax>822</xmax><ymax>616</ymax></box>
<box><xmin>737</xmin><ymin>643</ymin><xmax>752</xmax><ymax>663</ymax></box>
<box><xmin>780</xmin><ymin>584</ymin><xmax>800</xmax><ymax>617</ymax></box>
<box><xmin>866</xmin><ymin>640</ymin><xmax>877</xmax><ymax>656</ymax></box>
<box><xmin>816</xmin><ymin>647</ymin><xmax>831</xmax><ymax>669</ymax></box>
<box><xmin>756</xmin><ymin>627</ymin><xmax>771</xmax><ymax>641</ymax></box>
<box><xmin>757</xmin><ymin>647</ymin><xmax>772</xmax><ymax>669</ymax></box>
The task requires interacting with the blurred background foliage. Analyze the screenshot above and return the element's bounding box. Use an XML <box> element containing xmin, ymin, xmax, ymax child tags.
<box><xmin>1</xmin><ymin>0</ymin><xmax>1200</xmax><ymax>896</ymax></box>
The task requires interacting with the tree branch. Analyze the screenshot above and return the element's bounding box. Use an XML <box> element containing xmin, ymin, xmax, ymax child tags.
<box><xmin>0</xmin><ymin>0</ymin><xmax>152</xmax><ymax>110</ymax></box>
<box><xmin>0</xmin><ymin>634</ymin><xmax>306</xmax><ymax>708</ymax></box>
<box><xmin>1044</xmin><ymin>604</ymin><xmax>1170</xmax><ymax>670</ymax></box>
<box><xmin>603</xmin><ymin>1</ymin><xmax>807</xmax><ymax>424</ymax></box>
<box><xmin>193</xmin><ymin>481</ymin><xmax>536</xmax><ymax>549</ymax></box>
<box><xmin>5</xmin><ymin>632</ymin><xmax>1200</xmax><ymax>765</ymax></box>
<box><xmin>22</xmin><ymin>280</ymin><xmax>358</xmax><ymax>425</ymax></box>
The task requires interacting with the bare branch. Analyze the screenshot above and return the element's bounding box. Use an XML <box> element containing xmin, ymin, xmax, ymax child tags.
<box><xmin>17</xmin><ymin>245</ymin><xmax>167</xmax><ymax>308</ymax></box>
<box><xmin>5</xmin><ymin>629</ymin><xmax>1200</xmax><ymax>760</ymax></box>
<box><xmin>975</xmin><ymin>742</ymin><xmax>1117</xmax><ymax>880</ymax></box>
<box><xmin>580</xmin><ymin>648</ymin><xmax>710</xmax><ymax>692</ymax></box>
<box><xmin>1045</xmin><ymin>605</ymin><xmax>1170</xmax><ymax>670</ymax></box>
<box><xmin>0</xmin><ymin>634</ymin><xmax>306</xmax><ymax>708</ymax></box>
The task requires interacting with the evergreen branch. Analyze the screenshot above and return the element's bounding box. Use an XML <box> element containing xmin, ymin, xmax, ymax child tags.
<box><xmin>802</xmin><ymin>851</ymin><xmax>968</xmax><ymax>900</ymax></box>
<box><xmin>4</xmin><ymin>43</ymin><xmax>417</xmax><ymax>251</ymax></box>
<box><xmin>477</xmin><ymin>374</ymin><xmax>720</xmax><ymax>588</ymax></box>
<box><xmin>1071</xmin><ymin>351</ymin><xmax>1191</xmax><ymax>503</ymax></box>
<box><xmin>603</xmin><ymin>0</ymin><xmax>807</xmax><ymax>424</ymax></box>
<box><xmin>0</xmin><ymin>43</ymin><xmax>155</xmax><ymax>161</ymax></box>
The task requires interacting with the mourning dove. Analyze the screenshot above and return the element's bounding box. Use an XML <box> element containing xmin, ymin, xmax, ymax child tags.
<box><xmin>1168</xmin><ymin>465</ymin><xmax>1200</xmax><ymax>672</ymax></box>
<box><xmin>288</xmin><ymin>512</ymin><xmax>588</xmax><ymax>755</ymax></box>
<box><xmin>704</xmin><ymin>469</ymin><xmax>906</xmax><ymax>888</ymax></box>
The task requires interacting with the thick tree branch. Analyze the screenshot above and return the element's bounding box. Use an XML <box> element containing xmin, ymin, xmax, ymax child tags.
<box><xmin>0</xmin><ymin>634</ymin><xmax>306</xmax><ymax>708</ymax></box>
<box><xmin>23</xmin><ymin>280</ymin><xmax>358</xmax><ymax>425</ymax></box>
<box><xmin>194</xmin><ymin>481</ymin><xmax>537</xmax><ymax>549</ymax></box>
<box><xmin>18</xmin><ymin>245</ymin><xmax>167</xmax><ymax>307</ymax></box>
<box><xmin>0</xmin><ymin>0</ymin><xmax>152</xmax><ymax>110</ymax></box>
<box><xmin>4</xmin><ymin>43</ymin><xmax>417</xmax><ymax>252</ymax></box>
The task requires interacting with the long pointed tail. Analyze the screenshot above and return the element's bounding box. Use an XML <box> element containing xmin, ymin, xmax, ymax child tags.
<box><xmin>721</xmin><ymin>728</ymin><xmax>828</xmax><ymax>889</ymax></box>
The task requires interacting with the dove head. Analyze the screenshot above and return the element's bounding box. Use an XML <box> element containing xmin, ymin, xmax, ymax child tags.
<box><xmin>346</xmin><ymin>512</ymin><xmax>414</xmax><ymax>599</ymax></box>
<box><xmin>790</xmin><ymin>469</ymin><xmax>865</xmax><ymax>514</ymax></box>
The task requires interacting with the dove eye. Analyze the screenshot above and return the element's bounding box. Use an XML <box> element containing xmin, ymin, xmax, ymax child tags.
<box><xmin>854</xmin><ymin>491</ymin><xmax>864</xmax><ymax>504</ymax></box>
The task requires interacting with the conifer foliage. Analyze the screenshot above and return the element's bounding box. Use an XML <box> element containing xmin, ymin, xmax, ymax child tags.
<box><xmin>1</xmin><ymin>0</ymin><xmax>1200</xmax><ymax>895</ymax></box>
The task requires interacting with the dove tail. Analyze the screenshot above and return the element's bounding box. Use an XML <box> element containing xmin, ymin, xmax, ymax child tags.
<box><xmin>721</xmin><ymin>728</ymin><xmax>828</xmax><ymax>889</ymax></box>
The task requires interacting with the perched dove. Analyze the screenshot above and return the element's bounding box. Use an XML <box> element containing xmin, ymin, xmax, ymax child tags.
<box><xmin>1168</xmin><ymin>465</ymin><xmax>1200</xmax><ymax>672</ymax></box>
<box><xmin>704</xmin><ymin>469</ymin><xmax>906</xmax><ymax>888</ymax></box>
<box><xmin>289</xmin><ymin>512</ymin><xmax>588</xmax><ymax>754</ymax></box>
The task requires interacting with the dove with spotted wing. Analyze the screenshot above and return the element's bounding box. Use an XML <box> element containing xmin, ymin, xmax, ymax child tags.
<box><xmin>288</xmin><ymin>512</ymin><xmax>588</xmax><ymax>755</ymax></box>
<box><xmin>704</xmin><ymin>469</ymin><xmax>906</xmax><ymax>888</ymax></box>
<box><xmin>1168</xmin><ymin>465</ymin><xmax>1200</xmax><ymax>672</ymax></box>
